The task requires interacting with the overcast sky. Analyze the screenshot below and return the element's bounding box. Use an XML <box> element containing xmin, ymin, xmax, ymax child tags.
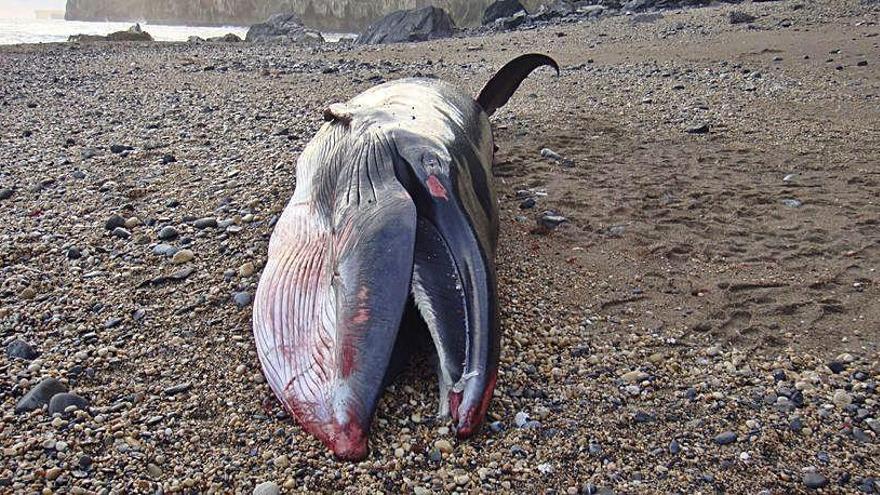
<box><xmin>0</xmin><ymin>0</ymin><xmax>67</xmax><ymax>18</ymax></box>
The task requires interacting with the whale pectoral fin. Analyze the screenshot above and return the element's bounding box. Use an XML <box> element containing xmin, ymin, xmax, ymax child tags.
<box><xmin>477</xmin><ymin>53</ymin><xmax>560</xmax><ymax>117</ymax></box>
<box><xmin>411</xmin><ymin>219</ymin><xmax>468</xmax><ymax>417</ymax></box>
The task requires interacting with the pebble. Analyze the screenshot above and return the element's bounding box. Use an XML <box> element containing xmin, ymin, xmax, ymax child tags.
<box><xmin>233</xmin><ymin>291</ymin><xmax>253</xmax><ymax>307</ymax></box>
<box><xmin>6</xmin><ymin>339</ymin><xmax>38</xmax><ymax>360</ymax></box>
<box><xmin>147</xmin><ymin>463</ymin><xmax>162</xmax><ymax>478</ymax></box>
<box><xmin>171</xmin><ymin>249</ymin><xmax>195</xmax><ymax>264</ymax></box>
<box><xmin>0</xmin><ymin>188</ymin><xmax>13</xmax><ymax>200</ymax></box>
<box><xmin>112</xmin><ymin>227</ymin><xmax>131</xmax><ymax>239</ymax></box>
<box><xmin>48</xmin><ymin>393</ymin><xmax>89</xmax><ymax>415</ymax></box>
<box><xmin>621</xmin><ymin>370</ymin><xmax>649</xmax><ymax>383</ymax></box>
<box><xmin>194</xmin><ymin>217</ymin><xmax>218</xmax><ymax>229</ymax></box>
<box><xmin>158</xmin><ymin>226</ymin><xmax>179</xmax><ymax>240</ymax></box>
<box><xmin>253</xmin><ymin>481</ymin><xmax>281</xmax><ymax>495</ymax></box>
<box><xmin>105</xmin><ymin>214</ymin><xmax>125</xmax><ymax>230</ymax></box>
<box><xmin>15</xmin><ymin>377</ymin><xmax>67</xmax><ymax>413</ymax></box>
<box><xmin>152</xmin><ymin>243</ymin><xmax>177</xmax><ymax>256</ymax></box>
<box><xmin>781</xmin><ymin>198</ymin><xmax>803</xmax><ymax>208</ymax></box>
<box><xmin>538</xmin><ymin>211</ymin><xmax>568</xmax><ymax>231</ymax></box>
<box><xmin>435</xmin><ymin>439</ymin><xmax>453</xmax><ymax>454</ymax></box>
<box><xmin>163</xmin><ymin>382</ymin><xmax>192</xmax><ymax>395</ymax></box>
<box><xmin>273</xmin><ymin>455</ymin><xmax>290</xmax><ymax>468</ymax></box>
<box><xmin>803</xmin><ymin>471</ymin><xmax>828</xmax><ymax>489</ymax></box>
<box><xmin>714</xmin><ymin>431</ymin><xmax>737</xmax><ymax>445</ymax></box>
<box><xmin>686</xmin><ymin>122</ymin><xmax>710</xmax><ymax>134</ymax></box>
<box><xmin>833</xmin><ymin>390</ymin><xmax>853</xmax><ymax>408</ymax></box>
<box><xmin>239</xmin><ymin>262</ymin><xmax>255</xmax><ymax>277</ymax></box>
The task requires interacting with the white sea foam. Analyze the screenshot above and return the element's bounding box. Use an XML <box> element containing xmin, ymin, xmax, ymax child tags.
<box><xmin>0</xmin><ymin>18</ymin><xmax>355</xmax><ymax>46</ymax></box>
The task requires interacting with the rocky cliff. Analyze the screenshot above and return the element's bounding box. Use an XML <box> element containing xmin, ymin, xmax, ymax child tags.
<box><xmin>65</xmin><ymin>0</ymin><xmax>542</xmax><ymax>31</ymax></box>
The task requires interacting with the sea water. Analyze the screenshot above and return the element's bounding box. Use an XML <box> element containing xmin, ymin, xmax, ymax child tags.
<box><xmin>0</xmin><ymin>18</ymin><xmax>354</xmax><ymax>46</ymax></box>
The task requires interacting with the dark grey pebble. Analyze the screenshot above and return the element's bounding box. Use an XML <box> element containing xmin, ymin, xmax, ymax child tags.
<box><xmin>112</xmin><ymin>227</ymin><xmax>131</xmax><ymax>239</ymax></box>
<box><xmin>519</xmin><ymin>197</ymin><xmax>537</xmax><ymax>209</ymax></box>
<box><xmin>15</xmin><ymin>377</ymin><xmax>67</xmax><ymax>413</ymax></box>
<box><xmin>105</xmin><ymin>215</ymin><xmax>125</xmax><ymax>230</ymax></box>
<box><xmin>163</xmin><ymin>383</ymin><xmax>192</xmax><ymax>395</ymax></box>
<box><xmin>152</xmin><ymin>244</ymin><xmax>177</xmax><ymax>257</ymax></box>
<box><xmin>66</xmin><ymin>247</ymin><xmax>82</xmax><ymax>260</ymax></box>
<box><xmin>686</xmin><ymin>123</ymin><xmax>710</xmax><ymax>134</ymax></box>
<box><xmin>804</xmin><ymin>472</ymin><xmax>828</xmax><ymax>489</ymax></box>
<box><xmin>6</xmin><ymin>339</ymin><xmax>38</xmax><ymax>360</ymax></box>
<box><xmin>48</xmin><ymin>393</ymin><xmax>89</xmax><ymax>415</ymax></box>
<box><xmin>110</xmin><ymin>144</ymin><xmax>134</xmax><ymax>154</ymax></box>
<box><xmin>158</xmin><ymin>226</ymin><xmax>179</xmax><ymax>240</ymax></box>
<box><xmin>714</xmin><ymin>431</ymin><xmax>737</xmax><ymax>445</ymax></box>
<box><xmin>790</xmin><ymin>416</ymin><xmax>803</xmax><ymax>432</ymax></box>
<box><xmin>538</xmin><ymin>211</ymin><xmax>568</xmax><ymax>230</ymax></box>
<box><xmin>0</xmin><ymin>188</ymin><xmax>13</xmax><ymax>200</ymax></box>
<box><xmin>161</xmin><ymin>154</ymin><xmax>177</xmax><ymax>164</ymax></box>
<box><xmin>828</xmin><ymin>361</ymin><xmax>847</xmax><ymax>374</ymax></box>
<box><xmin>104</xmin><ymin>317</ymin><xmax>123</xmax><ymax>328</ymax></box>
<box><xmin>669</xmin><ymin>440</ymin><xmax>681</xmax><ymax>454</ymax></box>
<box><xmin>193</xmin><ymin>217</ymin><xmax>218</xmax><ymax>229</ymax></box>
<box><xmin>233</xmin><ymin>292</ymin><xmax>253</xmax><ymax>307</ymax></box>
<box><xmin>72</xmin><ymin>170</ymin><xmax>86</xmax><ymax>179</ymax></box>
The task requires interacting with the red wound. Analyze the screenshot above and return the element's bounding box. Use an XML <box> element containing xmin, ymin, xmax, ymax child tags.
<box><xmin>426</xmin><ymin>175</ymin><xmax>448</xmax><ymax>200</ymax></box>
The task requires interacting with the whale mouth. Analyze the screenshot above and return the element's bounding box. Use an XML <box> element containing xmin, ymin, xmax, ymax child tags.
<box><xmin>252</xmin><ymin>124</ymin><xmax>500</xmax><ymax>460</ymax></box>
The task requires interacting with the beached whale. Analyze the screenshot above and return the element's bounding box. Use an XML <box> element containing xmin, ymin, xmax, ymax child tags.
<box><xmin>253</xmin><ymin>54</ymin><xmax>559</xmax><ymax>460</ymax></box>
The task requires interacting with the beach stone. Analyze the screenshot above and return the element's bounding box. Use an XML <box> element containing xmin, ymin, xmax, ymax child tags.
<box><xmin>833</xmin><ymin>390</ymin><xmax>853</xmax><ymax>408</ymax></box>
<box><xmin>158</xmin><ymin>226</ymin><xmax>179</xmax><ymax>240</ymax></box>
<box><xmin>729</xmin><ymin>11</ymin><xmax>757</xmax><ymax>24</ymax></box>
<box><xmin>803</xmin><ymin>472</ymin><xmax>828</xmax><ymax>489</ymax></box>
<box><xmin>714</xmin><ymin>431</ymin><xmax>737</xmax><ymax>445</ymax></box>
<box><xmin>246</xmin><ymin>13</ymin><xmax>324</xmax><ymax>43</ymax></box>
<box><xmin>253</xmin><ymin>482</ymin><xmax>280</xmax><ymax>495</ymax></box>
<box><xmin>435</xmin><ymin>439</ymin><xmax>453</xmax><ymax>453</ymax></box>
<box><xmin>538</xmin><ymin>211</ymin><xmax>568</xmax><ymax>231</ymax></box>
<box><xmin>6</xmin><ymin>339</ymin><xmax>38</xmax><ymax>360</ymax></box>
<box><xmin>0</xmin><ymin>188</ymin><xmax>13</xmax><ymax>200</ymax></box>
<box><xmin>48</xmin><ymin>393</ymin><xmax>89</xmax><ymax>415</ymax></box>
<box><xmin>171</xmin><ymin>249</ymin><xmax>194</xmax><ymax>264</ymax></box>
<box><xmin>239</xmin><ymin>262</ymin><xmax>255</xmax><ymax>277</ymax></box>
<box><xmin>233</xmin><ymin>292</ymin><xmax>253</xmax><ymax>307</ymax></box>
<box><xmin>112</xmin><ymin>227</ymin><xmax>131</xmax><ymax>239</ymax></box>
<box><xmin>15</xmin><ymin>378</ymin><xmax>67</xmax><ymax>413</ymax></box>
<box><xmin>105</xmin><ymin>214</ymin><xmax>125</xmax><ymax>230</ymax></box>
<box><xmin>110</xmin><ymin>144</ymin><xmax>134</xmax><ymax>154</ymax></box>
<box><xmin>153</xmin><ymin>244</ymin><xmax>177</xmax><ymax>257</ymax></box>
<box><xmin>621</xmin><ymin>370</ymin><xmax>649</xmax><ymax>383</ymax></box>
<box><xmin>358</xmin><ymin>6</ymin><xmax>455</xmax><ymax>45</ymax></box>
<box><xmin>106</xmin><ymin>24</ymin><xmax>153</xmax><ymax>41</ymax></box>
<box><xmin>482</xmin><ymin>0</ymin><xmax>526</xmax><ymax>25</ymax></box>
<box><xmin>686</xmin><ymin>122</ymin><xmax>710</xmax><ymax>134</ymax></box>
<box><xmin>194</xmin><ymin>217</ymin><xmax>218</xmax><ymax>229</ymax></box>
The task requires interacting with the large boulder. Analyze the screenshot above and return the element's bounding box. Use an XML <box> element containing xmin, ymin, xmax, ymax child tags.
<box><xmin>357</xmin><ymin>6</ymin><xmax>456</xmax><ymax>45</ymax></box>
<box><xmin>482</xmin><ymin>0</ymin><xmax>527</xmax><ymax>25</ymax></box>
<box><xmin>208</xmin><ymin>33</ymin><xmax>243</xmax><ymax>42</ymax></box>
<box><xmin>107</xmin><ymin>23</ymin><xmax>154</xmax><ymax>41</ymax></box>
<box><xmin>531</xmin><ymin>0</ymin><xmax>576</xmax><ymax>21</ymax></box>
<box><xmin>245</xmin><ymin>13</ymin><xmax>324</xmax><ymax>43</ymax></box>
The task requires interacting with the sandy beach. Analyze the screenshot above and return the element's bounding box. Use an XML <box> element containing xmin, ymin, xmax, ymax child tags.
<box><xmin>1</xmin><ymin>0</ymin><xmax>879</xmax><ymax>492</ymax></box>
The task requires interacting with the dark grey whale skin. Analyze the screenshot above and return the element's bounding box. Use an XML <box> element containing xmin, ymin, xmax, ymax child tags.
<box><xmin>253</xmin><ymin>55</ymin><xmax>557</xmax><ymax>461</ymax></box>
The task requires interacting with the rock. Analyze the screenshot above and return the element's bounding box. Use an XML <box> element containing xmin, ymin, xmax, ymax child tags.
<box><xmin>110</xmin><ymin>144</ymin><xmax>134</xmax><ymax>154</ymax></box>
<box><xmin>193</xmin><ymin>217</ymin><xmax>218</xmax><ymax>229</ymax></box>
<box><xmin>538</xmin><ymin>211</ymin><xmax>568</xmax><ymax>231</ymax></box>
<box><xmin>146</xmin><ymin>463</ymin><xmax>163</xmax><ymax>478</ymax></box>
<box><xmin>239</xmin><ymin>262</ymin><xmax>255</xmax><ymax>277</ymax></box>
<box><xmin>482</xmin><ymin>0</ymin><xmax>526</xmax><ymax>25</ymax></box>
<box><xmin>105</xmin><ymin>214</ymin><xmax>126</xmax><ymax>230</ymax></box>
<box><xmin>253</xmin><ymin>481</ymin><xmax>281</xmax><ymax>495</ymax></box>
<box><xmin>729</xmin><ymin>11</ymin><xmax>757</xmax><ymax>24</ymax></box>
<box><xmin>163</xmin><ymin>383</ymin><xmax>191</xmax><ymax>395</ymax></box>
<box><xmin>803</xmin><ymin>472</ymin><xmax>828</xmax><ymax>489</ymax></box>
<box><xmin>686</xmin><ymin>122</ymin><xmax>710</xmax><ymax>134</ymax></box>
<box><xmin>161</xmin><ymin>154</ymin><xmax>177</xmax><ymax>164</ymax></box>
<box><xmin>0</xmin><ymin>188</ymin><xmax>13</xmax><ymax>200</ymax></box>
<box><xmin>15</xmin><ymin>378</ymin><xmax>67</xmax><ymax>413</ymax></box>
<box><xmin>515</xmin><ymin>411</ymin><xmax>529</xmax><ymax>427</ymax></box>
<box><xmin>112</xmin><ymin>227</ymin><xmax>131</xmax><ymax>239</ymax></box>
<box><xmin>828</xmin><ymin>361</ymin><xmax>847</xmax><ymax>374</ymax></box>
<box><xmin>520</xmin><ymin>197</ymin><xmax>537</xmax><ymax>209</ymax></box>
<box><xmin>621</xmin><ymin>370</ymin><xmax>649</xmax><ymax>383</ymax></box>
<box><xmin>48</xmin><ymin>393</ymin><xmax>89</xmax><ymax>415</ymax></box>
<box><xmin>187</xmin><ymin>35</ymin><xmax>205</xmax><ymax>43</ymax></box>
<box><xmin>152</xmin><ymin>244</ymin><xmax>177</xmax><ymax>257</ymax></box>
<box><xmin>781</xmin><ymin>199</ymin><xmax>802</xmax><ymax>208</ymax></box>
<box><xmin>6</xmin><ymin>339</ymin><xmax>38</xmax><ymax>360</ymax></box>
<box><xmin>669</xmin><ymin>440</ymin><xmax>681</xmax><ymax>454</ymax></box>
<box><xmin>714</xmin><ymin>431</ymin><xmax>737</xmax><ymax>445</ymax></box>
<box><xmin>171</xmin><ymin>249</ymin><xmax>194</xmax><ymax>264</ymax></box>
<box><xmin>357</xmin><ymin>7</ymin><xmax>455</xmax><ymax>45</ymax></box>
<box><xmin>532</xmin><ymin>0</ymin><xmax>575</xmax><ymax>21</ymax></box>
<box><xmin>833</xmin><ymin>390</ymin><xmax>853</xmax><ymax>408</ymax></box>
<box><xmin>107</xmin><ymin>24</ymin><xmax>153</xmax><ymax>41</ymax></box>
<box><xmin>208</xmin><ymin>33</ymin><xmax>242</xmax><ymax>42</ymax></box>
<box><xmin>497</xmin><ymin>10</ymin><xmax>528</xmax><ymax>30</ymax></box>
<box><xmin>246</xmin><ymin>13</ymin><xmax>324</xmax><ymax>43</ymax></box>
<box><xmin>233</xmin><ymin>292</ymin><xmax>253</xmax><ymax>307</ymax></box>
<box><xmin>19</xmin><ymin>287</ymin><xmax>36</xmax><ymax>300</ymax></box>
<box><xmin>158</xmin><ymin>226</ymin><xmax>179</xmax><ymax>241</ymax></box>
<box><xmin>434</xmin><ymin>439</ymin><xmax>453</xmax><ymax>453</ymax></box>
